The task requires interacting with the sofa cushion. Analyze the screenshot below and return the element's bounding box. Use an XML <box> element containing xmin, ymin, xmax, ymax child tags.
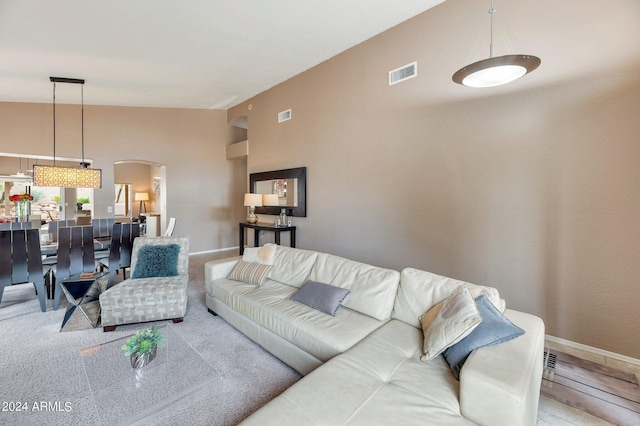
<box><xmin>240</xmin><ymin>319</ymin><xmax>474</xmax><ymax>426</ymax></box>
<box><xmin>443</xmin><ymin>294</ymin><xmax>525</xmax><ymax>379</ymax></box>
<box><xmin>309</xmin><ymin>253</ymin><xmax>400</xmax><ymax>321</ymax></box>
<box><xmin>131</xmin><ymin>243</ymin><xmax>180</xmax><ymax>279</ymax></box>
<box><xmin>420</xmin><ymin>286</ymin><xmax>482</xmax><ymax>361</ymax></box>
<box><xmin>393</xmin><ymin>268</ymin><xmax>504</xmax><ymax>329</ymax></box>
<box><xmin>291</xmin><ymin>280</ymin><xmax>350</xmax><ymax>316</ymax></box>
<box><xmin>228</xmin><ymin>260</ymin><xmax>272</xmax><ymax>286</ymax></box>
<box><xmin>210</xmin><ymin>277</ymin><xmax>383</xmax><ymax>362</ymax></box>
<box><xmin>270</xmin><ymin>246</ymin><xmax>318</xmax><ymax>287</ymax></box>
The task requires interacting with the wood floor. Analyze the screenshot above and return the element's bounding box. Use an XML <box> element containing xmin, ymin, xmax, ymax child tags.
<box><xmin>192</xmin><ymin>250</ymin><xmax>639</xmax><ymax>426</ymax></box>
<box><xmin>541</xmin><ymin>349</ymin><xmax>640</xmax><ymax>425</ymax></box>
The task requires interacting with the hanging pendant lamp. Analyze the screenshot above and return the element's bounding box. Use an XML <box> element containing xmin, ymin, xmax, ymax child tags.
<box><xmin>452</xmin><ymin>0</ymin><xmax>540</xmax><ymax>88</ymax></box>
<box><xmin>33</xmin><ymin>77</ymin><xmax>102</xmax><ymax>188</ymax></box>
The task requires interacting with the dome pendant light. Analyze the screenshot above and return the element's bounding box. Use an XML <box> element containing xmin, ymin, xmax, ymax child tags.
<box><xmin>452</xmin><ymin>0</ymin><xmax>540</xmax><ymax>88</ymax></box>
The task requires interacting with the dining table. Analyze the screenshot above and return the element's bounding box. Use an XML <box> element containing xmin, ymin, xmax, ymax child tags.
<box><xmin>40</xmin><ymin>237</ymin><xmax>111</xmax><ymax>256</ymax></box>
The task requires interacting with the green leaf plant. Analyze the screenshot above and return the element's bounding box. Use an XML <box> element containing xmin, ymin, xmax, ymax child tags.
<box><xmin>121</xmin><ymin>326</ymin><xmax>164</xmax><ymax>356</ymax></box>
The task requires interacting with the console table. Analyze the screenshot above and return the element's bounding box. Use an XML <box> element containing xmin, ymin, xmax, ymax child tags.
<box><xmin>239</xmin><ymin>222</ymin><xmax>296</xmax><ymax>255</ymax></box>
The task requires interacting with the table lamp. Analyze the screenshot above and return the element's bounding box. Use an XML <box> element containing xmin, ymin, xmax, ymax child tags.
<box><xmin>135</xmin><ymin>192</ymin><xmax>149</xmax><ymax>216</ymax></box>
<box><xmin>244</xmin><ymin>193</ymin><xmax>262</xmax><ymax>224</ymax></box>
<box><xmin>262</xmin><ymin>193</ymin><xmax>279</xmax><ymax>207</ymax></box>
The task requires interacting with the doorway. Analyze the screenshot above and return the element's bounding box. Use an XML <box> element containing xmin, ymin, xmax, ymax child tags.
<box><xmin>114</xmin><ymin>161</ymin><xmax>166</xmax><ymax>234</ymax></box>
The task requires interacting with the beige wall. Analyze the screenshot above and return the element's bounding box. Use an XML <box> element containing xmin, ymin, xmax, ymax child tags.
<box><xmin>229</xmin><ymin>0</ymin><xmax>640</xmax><ymax>357</ymax></box>
<box><xmin>0</xmin><ymin>102</ymin><xmax>245</xmax><ymax>253</ymax></box>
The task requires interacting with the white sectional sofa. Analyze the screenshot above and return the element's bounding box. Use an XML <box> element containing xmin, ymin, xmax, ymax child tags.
<box><xmin>204</xmin><ymin>246</ymin><xmax>545</xmax><ymax>425</ymax></box>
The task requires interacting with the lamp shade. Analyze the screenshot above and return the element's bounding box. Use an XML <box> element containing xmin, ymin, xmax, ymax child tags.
<box><xmin>262</xmin><ymin>193</ymin><xmax>279</xmax><ymax>206</ymax></box>
<box><xmin>135</xmin><ymin>192</ymin><xmax>149</xmax><ymax>201</ymax></box>
<box><xmin>244</xmin><ymin>193</ymin><xmax>262</xmax><ymax>207</ymax></box>
<box><xmin>33</xmin><ymin>164</ymin><xmax>102</xmax><ymax>188</ymax></box>
<box><xmin>452</xmin><ymin>54</ymin><xmax>541</xmax><ymax>88</ymax></box>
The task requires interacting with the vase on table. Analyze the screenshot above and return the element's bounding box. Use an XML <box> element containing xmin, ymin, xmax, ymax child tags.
<box><xmin>278</xmin><ymin>209</ymin><xmax>287</xmax><ymax>228</ymax></box>
<box><xmin>129</xmin><ymin>346</ymin><xmax>157</xmax><ymax>369</ymax></box>
<box><xmin>15</xmin><ymin>200</ymin><xmax>30</xmax><ymax>223</ymax></box>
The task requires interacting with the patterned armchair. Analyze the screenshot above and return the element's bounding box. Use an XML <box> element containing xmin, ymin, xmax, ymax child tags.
<box><xmin>99</xmin><ymin>236</ymin><xmax>189</xmax><ymax>331</ymax></box>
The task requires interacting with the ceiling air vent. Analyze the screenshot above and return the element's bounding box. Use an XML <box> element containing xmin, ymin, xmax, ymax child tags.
<box><xmin>278</xmin><ymin>109</ymin><xmax>292</xmax><ymax>123</ymax></box>
<box><xmin>389</xmin><ymin>61</ymin><xmax>417</xmax><ymax>86</ymax></box>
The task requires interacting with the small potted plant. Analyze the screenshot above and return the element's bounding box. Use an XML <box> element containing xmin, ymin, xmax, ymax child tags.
<box><xmin>121</xmin><ymin>325</ymin><xmax>164</xmax><ymax>369</ymax></box>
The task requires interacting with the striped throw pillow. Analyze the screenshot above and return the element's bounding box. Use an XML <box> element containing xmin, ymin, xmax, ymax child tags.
<box><xmin>227</xmin><ymin>260</ymin><xmax>272</xmax><ymax>286</ymax></box>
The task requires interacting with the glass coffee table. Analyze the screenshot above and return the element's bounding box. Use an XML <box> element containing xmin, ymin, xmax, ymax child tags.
<box><xmin>80</xmin><ymin>323</ymin><xmax>219</xmax><ymax>425</ymax></box>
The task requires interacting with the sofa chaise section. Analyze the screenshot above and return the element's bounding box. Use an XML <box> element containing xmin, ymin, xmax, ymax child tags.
<box><xmin>241</xmin><ymin>309</ymin><xmax>544</xmax><ymax>426</ymax></box>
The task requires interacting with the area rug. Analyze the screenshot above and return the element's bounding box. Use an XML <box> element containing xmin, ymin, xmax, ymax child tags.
<box><xmin>0</xmin><ymin>254</ymin><xmax>301</xmax><ymax>426</ymax></box>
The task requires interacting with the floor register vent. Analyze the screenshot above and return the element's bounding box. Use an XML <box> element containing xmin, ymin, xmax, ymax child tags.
<box><xmin>389</xmin><ymin>61</ymin><xmax>417</xmax><ymax>86</ymax></box>
<box><xmin>542</xmin><ymin>350</ymin><xmax>557</xmax><ymax>387</ymax></box>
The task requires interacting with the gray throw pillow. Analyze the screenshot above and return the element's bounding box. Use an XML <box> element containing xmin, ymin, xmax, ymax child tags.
<box><xmin>443</xmin><ymin>294</ymin><xmax>525</xmax><ymax>380</ymax></box>
<box><xmin>291</xmin><ymin>280</ymin><xmax>350</xmax><ymax>316</ymax></box>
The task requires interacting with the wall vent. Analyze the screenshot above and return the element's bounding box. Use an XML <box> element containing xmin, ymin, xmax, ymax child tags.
<box><xmin>389</xmin><ymin>61</ymin><xmax>417</xmax><ymax>86</ymax></box>
<box><xmin>278</xmin><ymin>109</ymin><xmax>292</xmax><ymax>123</ymax></box>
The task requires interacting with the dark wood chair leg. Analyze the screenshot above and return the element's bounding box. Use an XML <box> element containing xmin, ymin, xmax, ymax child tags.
<box><xmin>103</xmin><ymin>325</ymin><xmax>116</xmax><ymax>332</ymax></box>
<box><xmin>171</xmin><ymin>318</ymin><xmax>184</xmax><ymax>324</ymax></box>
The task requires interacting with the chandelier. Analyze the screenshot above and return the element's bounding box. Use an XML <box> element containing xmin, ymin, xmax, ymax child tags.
<box><xmin>33</xmin><ymin>77</ymin><xmax>102</xmax><ymax>188</ymax></box>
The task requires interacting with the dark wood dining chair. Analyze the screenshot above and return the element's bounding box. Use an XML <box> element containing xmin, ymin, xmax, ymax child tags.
<box><xmin>42</xmin><ymin>219</ymin><xmax>77</xmax><ymax>293</ymax></box>
<box><xmin>0</xmin><ymin>221</ymin><xmax>32</xmax><ymax>231</ymax></box>
<box><xmin>92</xmin><ymin>218</ymin><xmax>115</xmax><ymax>240</ymax></box>
<box><xmin>47</xmin><ymin>219</ymin><xmax>76</xmax><ymax>242</ymax></box>
<box><xmin>52</xmin><ymin>225</ymin><xmax>96</xmax><ymax>310</ymax></box>
<box><xmin>0</xmin><ymin>229</ymin><xmax>47</xmax><ymax>312</ymax></box>
<box><xmin>98</xmin><ymin>223</ymin><xmax>140</xmax><ymax>289</ymax></box>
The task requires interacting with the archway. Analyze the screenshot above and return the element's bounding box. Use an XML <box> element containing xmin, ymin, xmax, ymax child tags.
<box><xmin>114</xmin><ymin>160</ymin><xmax>167</xmax><ymax>235</ymax></box>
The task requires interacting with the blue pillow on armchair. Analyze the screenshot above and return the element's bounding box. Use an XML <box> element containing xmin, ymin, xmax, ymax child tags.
<box><xmin>131</xmin><ymin>244</ymin><xmax>180</xmax><ymax>279</ymax></box>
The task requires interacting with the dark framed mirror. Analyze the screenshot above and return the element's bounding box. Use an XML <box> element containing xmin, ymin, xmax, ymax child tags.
<box><xmin>250</xmin><ymin>167</ymin><xmax>306</xmax><ymax>217</ymax></box>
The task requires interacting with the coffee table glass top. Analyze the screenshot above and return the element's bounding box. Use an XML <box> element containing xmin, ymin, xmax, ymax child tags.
<box><xmin>80</xmin><ymin>323</ymin><xmax>219</xmax><ymax>425</ymax></box>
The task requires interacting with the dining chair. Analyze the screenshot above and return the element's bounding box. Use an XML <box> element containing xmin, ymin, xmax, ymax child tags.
<box><xmin>164</xmin><ymin>217</ymin><xmax>177</xmax><ymax>236</ymax></box>
<box><xmin>42</xmin><ymin>219</ymin><xmax>77</xmax><ymax>289</ymax></box>
<box><xmin>98</xmin><ymin>222</ymin><xmax>140</xmax><ymax>289</ymax></box>
<box><xmin>0</xmin><ymin>221</ymin><xmax>32</xmax><ymax>231</ymax></box>
<box><xmin>0</xmin><ymin>229</ymin><xmax>47</xmax><ymax>312</ymax></box>
<box><xmin>91</xmin><ymin>218</ymin><xmax>115</xmax><ymax>262</ymax></box>
<box><xmin>47</xmin><ymin>219</ymin><xmax>76</xmax><ymax>242</ymax></box>
<box><xmin>91</xmin><ymin>218</ymin><xmax>115</xmax><ymax>240</ymax></box>
<box><xmin>51</xmin><ymin>225</ymin><xmax>96</xmax><ymax>310</ymax></box>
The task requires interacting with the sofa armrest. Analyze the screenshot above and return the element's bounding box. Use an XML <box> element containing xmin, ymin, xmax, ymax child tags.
<box><xmin>459</xmin><ymin>309</ymin><xmax>545</xmax><ymax>426</ymax></box>
<box><xmin>204</xmin><ymin>256</ymin><xmax>241</xmax><ymax>284</ymax></box>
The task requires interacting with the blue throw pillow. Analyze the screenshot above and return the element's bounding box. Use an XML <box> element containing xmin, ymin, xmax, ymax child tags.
<box><xmin>291</xmin><ymin>281</ymin><xmax>350</xmax><ymax>316</ymax></box>
<box><xmin>131</xmin><ymin>244</ymin><xmax>180</xmax><ymax>279</ymax></box>
<box><xmin>443</xmin><ymin>294</ymin><xmax>525</xmax><ymax>380</ymax></box>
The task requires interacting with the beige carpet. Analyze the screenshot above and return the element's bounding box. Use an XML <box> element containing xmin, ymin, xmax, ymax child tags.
<box><xmin>0</xmin><ymin>254</ymin><xmax>301</xmax><ymax>425</ymax></box>
<box><xmin>1</xmin><ymin>252</ymin><xmax>564</xmax><ymax>425</ymax></box>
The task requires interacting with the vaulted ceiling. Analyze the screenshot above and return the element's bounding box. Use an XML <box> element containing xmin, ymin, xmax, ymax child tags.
<box><xmin>0</xmin><ymin>0</ymin><xmax>444</xmax><ymax>109</ymax></box>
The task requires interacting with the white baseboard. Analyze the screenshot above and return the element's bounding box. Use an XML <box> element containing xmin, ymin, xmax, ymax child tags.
<box><xmin>545</xmin><ymin>334</ymin><xmax>640</xmax><ymax>367</ymax></box>
<box><xmin>189</xmin><ymin>246</ymin><xmax>239</xmax><ymax>256</ymax></box>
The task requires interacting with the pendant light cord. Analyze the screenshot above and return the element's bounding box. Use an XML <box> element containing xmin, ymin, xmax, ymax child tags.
<box><xmin>52</xmin><ymin>81</ymin><xmax>56</xmax><ymax>166</ymax></box>
<box><xmin>81</xmin><ymin>83</ymin><xmax>85</xmax><ymax>167</ymax></box>
<box><xmin>489</xmin><ymin>0</ymin><xmax>496</xmax><ymax>58</ymax></box>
